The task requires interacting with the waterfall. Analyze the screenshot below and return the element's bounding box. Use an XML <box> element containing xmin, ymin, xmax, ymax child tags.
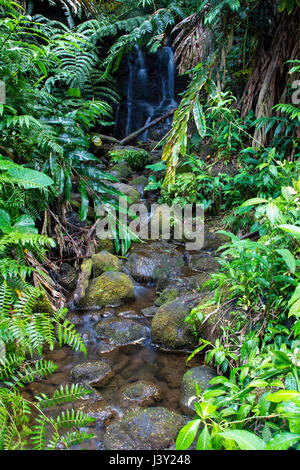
<box><xmin>115</xmin><ymin>45</ymin><xmax>177</xmax><ymax>141</ymax></box>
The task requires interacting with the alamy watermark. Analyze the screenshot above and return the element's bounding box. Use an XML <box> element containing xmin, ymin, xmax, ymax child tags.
<box><xmin>96</xmin><ymin>198</ymin><xmax>204</xmax><ymax>250</ymax></box>
<box><xmin>291</xmin><ymin>80</ymin><xmax>300</xmax><ymax>105</ymax></box>
<box><xmin>0</xmin><ymin>80</ymin><xmax>5</xmax><ymax>104</ymax></box>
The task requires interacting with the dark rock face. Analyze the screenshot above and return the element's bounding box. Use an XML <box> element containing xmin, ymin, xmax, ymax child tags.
<box><xmin>71</xmin><ymin>361</ymin><xmax>114</xmax><ymax>387</ymax></box>
<box><xmin>151</xmin><ymin>294</ymin><xmax>202</xmax><ymax>351</ymax></box>
<box><xmin>94</xmin><ymin>318</ymin><xmax>149</xmax><ymax>346</ymax></box>
<box><xmin>181</xmin><ymin>366</ymin><xmax>217</xmax><ymax>413</ymax></box>
<box><xmin>103</xmin><ymin>407</ymin><xmax>186</xmax><ymax>450</ymax></box>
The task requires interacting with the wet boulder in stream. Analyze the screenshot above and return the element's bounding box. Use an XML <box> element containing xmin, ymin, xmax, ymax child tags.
<box><xmin>103</xmin><ymin>406</ymin><xmax>186</xmax><ymax>450</ymax></box>
<box><xmin>151</xmin><ymin>293</ymin><xmax>201</xmax><ymax>351</ymax></box>
<box><xmin>181</xmin><ymin>366</ymin><xmax>217</xmax><ymax>414</ymax></box>
<box><xmin>127</xmin><ymin>241</ymin><xmax>185</xmax><ymax>283</ymax></box>
<box><xmin>71</xmin><ymin>360</ymin><xmax>114</xmax><ymax>387</ymax></box>
<box><xmin>80</xmin><ymin>271</ymin><xmax>135</xmax><ymax>308</ymax></box>
<box><xmin>94</xmin><ymin>318</ymin><xmax>149</xmax><ymax>346</ymax></box>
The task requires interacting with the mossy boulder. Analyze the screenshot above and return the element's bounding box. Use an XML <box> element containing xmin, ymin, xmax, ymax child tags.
<box><xmin>181</xmin><ymin>366</ymin><xmax>217</xmax><ymax>413</ymax></box>
<box><xmin>151</xmin><ymin>294</ymin><xmax>202</xmax><ymax>351</ymax></box>
<box><xmin>94</xmin><ymin>318</ymin><xmax>148</xmax><ymax>346</ymax></box>
<box><xmin>92</xmin><ymin>250</ymin><xmax>123</xmax><ymax>277</ymax></box>
<box><xmin>103</xmin><ymin>407</ymin><xmax>186</xmax><ymax>450</ymax></box>
<box><xmin>80</xmin><ymin>271</ymin><xmax>135</xmax><ymax>308</ymax></box>
<box><xmin>71</xmin><ymin>360</ymin><xmax>114</xmax><ymax>387</ymax></box>
<box><xmin>57</xmin><ymin>262</ymin><xmax>77</xmax><ymax>290</ymax></box>
<box><xmin>96</xmin><ymin>238</ymin><xmax>115</xmax><ymax>254</ymax></box>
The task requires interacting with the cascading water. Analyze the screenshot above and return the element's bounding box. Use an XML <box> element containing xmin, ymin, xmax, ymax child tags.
<box><xmin>114</xmin><ymin>45</ymin><xmax>177</xmax><ymax>141</ymax></box>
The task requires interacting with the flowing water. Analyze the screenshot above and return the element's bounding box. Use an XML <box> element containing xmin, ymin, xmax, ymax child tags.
<box><xmin>114</xmin><ymin>45</ymin><xmax>178</xmax><ymax>141</ymax></box>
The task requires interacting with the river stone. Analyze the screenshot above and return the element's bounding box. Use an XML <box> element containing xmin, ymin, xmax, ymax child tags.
<box><xmin>121</xmin><ymin>382</ymin><xmax>161</xmax><ymax>407</ymax></box>
<box><xmin>71</xmin><ymin>360</ymin><xmax>114</xmax><ymax>386</ymax></box>
<box><xmin>151</xmin><ymin>294</ymin><xmax>202</xmax><ymax>351</ymax></box>
<box><xmin>188</xmin><ymin>253</ymin><xmax>220</xmax><ymax>272</ymax></box>
<box><xmin>141</xmin><ymin>306</ymin><xmax>158</xmax><ymax>317</ymax></box>
<box><xmin>127</xmin><ymin>241</ymin><xmax>185</xmax><ymax>283</ymax></box>
<box><xmin>181</xmin><ymin>366</ymin><xmax>217</xmax><ymax>413</ymax></box>
<box><xmin>94</xmin><ymin>318</ymin><xmax>148</xmax><ymax>346</ymax></box>
<box><xmin>80</xmin><ymin>271</ymin><xmax>135</xmax><ymax>308</ymax></box>
<box><xmin>96</xmin><ymin>341</ymin><xmax>118</xmax><ymax>355</ymax></box>
<box><xmin>96</xmin><ymin>238</ymin><xmax>115</xmax><ymax>254</ymax></box>
<box><xmin>77</xmin><ymin>399</ymin><xmax>116</xmax><ymax>425</ymax></box>
<box><xmin>92</xmin><ymin>250</ymin><xmax>123</xmax><ymax>277</ymax></box>
<box><xmin>103</xmin><ymin>407</ymin><xmax>186</xmax><ymax>450</ymax></box>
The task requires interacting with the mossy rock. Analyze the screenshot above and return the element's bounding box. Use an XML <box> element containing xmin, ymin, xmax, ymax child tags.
<box><xmin>80</xmin><ymin>271</ymin><xmax>135</xmax><ymax>308</ymax></box>
<box><xmin>151</xmin><ymin>294</ymin><xmax>201</xmax><ymax>351</ymax></box>
<box><xmin>57</xmin><ymin>262</ymin><xmax>77</xmax><ymax>290</ymax></box>
<box><xmin>108</xmin><ymin>147</ymin><xmax>150</xmax><ymax>171</ymax></box>
<box><xmin>103</xmin><ymin>406</ymin><xmax>186</xmax><ymax>450</ymax></box>
<box><xmin>73</xmin><ymin>258</ymin><xmax>93</xmax><ymax>305</ymax></box>
<box><xmin>154</xmin><ymin>288</ymin><xmax>182</xmax><ymax>307</ymax></box>
<box><xmin>109</xmin><ymin>163</ymin><xmax>133</xmax><ymax>181</ymax></box>
<box><xmin>92</xmin><ymin>250</ymin><xmax>123</xmax><ymax>277</ymax></box>
<box><xmin>96</xmin><ymin>238</ymin><xmax>115</xmax><ymax>254</ymax></box>
<box><xmin>181</xmin><ymin>366</ymin><xmax>217</xmax><ymax>413</ymax></box>
<box><xmin>71</xmin><ymin>360</ymin><xmax>114</xmax><ymax>386</ymax></box>
<box><xmin>188</xmin><ymin>253</ymin><xmax>220</xmax><ymax>272</ymax></box>
<box><xmin>94</xmin><ymin>318</ymin><xmax>148</xmax><ymax>346</ymax></box>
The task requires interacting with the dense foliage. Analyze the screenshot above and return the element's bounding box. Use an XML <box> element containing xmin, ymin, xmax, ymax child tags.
<box><xmin>0</xmin><ymin>0</ymin><xmax>299</xmax><ymax>452</ymax></box>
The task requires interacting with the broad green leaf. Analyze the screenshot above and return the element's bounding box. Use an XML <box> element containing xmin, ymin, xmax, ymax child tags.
<box><xmin>193</xmin><ymin>97</ymin><xmax>206</xmax><ymax>137</ymax></box>
<box><xmin>265</xmin><ymin>432</ymin><xmax>300</xmax><ymax>450</ymax></box>
<box><xmin>267</xmin><ymin>391</ymin><xmax>300</xmax><ymax>403</ymax></box>
<box><xmin>241</xmin><ymin>197</ymin><xmax>268</xmax><ymax>207</ymax></box>
<box><xmin>276</xmin><ymin>249</ymin><xmax>296</xmax><ymax>273</ymax></box>
<box><xmin>219</xmin><ymin>430</ymin><xmax>266</xmax><ymax>450</ymax></box>
<box><xmin>277</xmin><ymin>224</ymin><xmax>300</xmax><ymax>237</ymax></box>
<box><xmin>0</xmin><ymin>209</ymin><xmax>11</xmax><ymax>233</ymax></box>
<box><xmin>196</xmin><ymin>425</ymin><xmax>212</xmax><ymax>450</ymax></box>
<box><xmin>176</xmin><ymin>420</ymin><xmax>201</xmax><ymax>450</ymax></box>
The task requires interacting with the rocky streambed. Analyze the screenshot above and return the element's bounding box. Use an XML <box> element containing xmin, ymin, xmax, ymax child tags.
<box><xmin>22</xmin><ymin>151</ymin><xmax>236</xmax><ymax>450</ymax></box>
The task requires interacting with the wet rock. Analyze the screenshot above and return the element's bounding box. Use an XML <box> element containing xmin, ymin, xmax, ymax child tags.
<box><xmin>127</xmin><ymin>241</ymin><xmax>185</xmax><ymax>283</ymax></box>
<box><xmin>77</xmin><ymin>399</ymin><xmax>116</xmax><ymax>425</ymax></box>
<box><xmin>151</xmin><ymin>294</ymin><xmax>202</xmax><ymax>351</ymax></box>
<box><xmin>92</xmin><ymin>250</ymin><xmax>123</xmax><ymax>277</ymax></box>
<box><xmin>96</xmin><ymin>341</ymin><xmax>118</xmax><ymax>355</ymax></box>
<box><xmin>141</xmin><ymin>306</ymin><xmax>158</xmax><ymax>317</ymax></box>
<box><xmin>66</xmin><ymin>310</ymin><xmax>102</xmax><ymax>325</ymax></box>
<box><xmin>71</xmin><ymin>361</ymin><xmax>114</xmax><ymax>386</ymax></box>
<box><xmin>129</xmin><ymin>175</ymin><xmax>149</xmax><ymax>195</ymax></box>
<box><xmin>102</xmin><ymin>307</ymin><xmax>115</xmax><ymax>318</ymax></box>
<box><xmin>118</xmin><ymin>310</ymin><xmax>141</xmax><ymax>320</ymax></box>
<box><xmin>188</xmin><ymin>253</ymin><xmax>220</xmax><ymax>272</ymax></box>
<box><xmin>80</xmin><ymin>271</ymin><xmax>135</xmax><ymax>308</ymax></box>
<box><xmin>94</xmin><ymin>318</ymin><xmax>148</xmax><ymax>346</ymax></box>
<box><xmin>203</xmin><ymin>230</ymin><xmax>231</xmax><ymax>251</ymax></box>
<box><xmin>120</xmin><ymin>382</ymin><xmax>161</xmax><ymax>407</ymax></box>
<box><xmin>112</xmin><ymin>182</ymin><xmax>141</xmax><ymax>204</ymax></box>
<box><xmin>82</xmin><ymin>331</ymin><xmax>94</xmax><ymax>345</ymax></box>
<box><xmin>181</xmin><ymin>366</ymin><xmax>217</xmax><ymax>413</ymax></box>
<box><xmin>103</xmin><ymin>407</ymin><xmax>186</xmax><ymax>450</ymax></box>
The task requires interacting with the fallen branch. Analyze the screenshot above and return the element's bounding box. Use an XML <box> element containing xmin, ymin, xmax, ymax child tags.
<box><xmin>119</xmin><ymin>108</ymin><xmax>177</xmax><ymax>146</ymax></box>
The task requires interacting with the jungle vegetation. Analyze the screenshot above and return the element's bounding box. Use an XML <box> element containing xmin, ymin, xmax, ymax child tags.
<box><xmin>0</xmin><ymin>0</ymin><xmax>299</xmax><ymax>450</ymax></box>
